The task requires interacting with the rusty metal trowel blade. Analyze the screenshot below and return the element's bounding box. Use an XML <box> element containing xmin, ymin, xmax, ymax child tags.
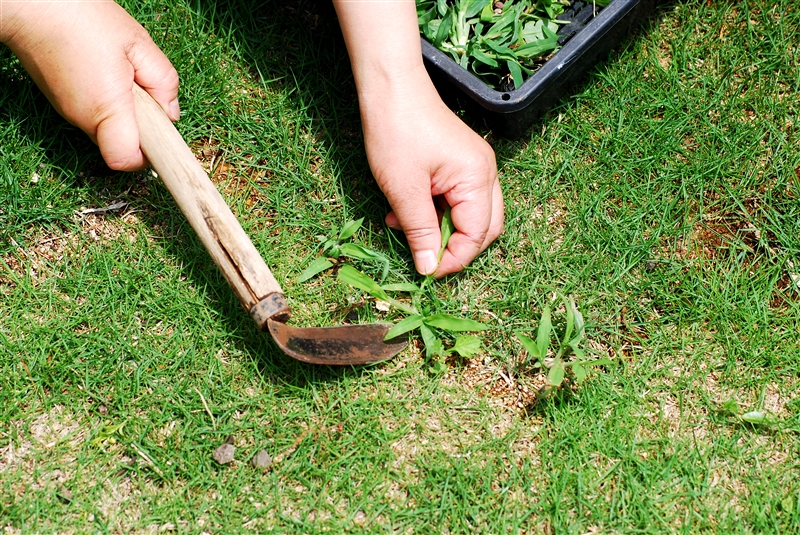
<box><xmin>267</xmin><ymin>320</ymin><xmax>407</xmax><ymax>365</ymax></box>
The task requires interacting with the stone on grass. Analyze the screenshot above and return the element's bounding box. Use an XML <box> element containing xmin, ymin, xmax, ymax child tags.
<box><xmin>213</xmin><ymin>443</ymin><xmax>235</xmax><ymax>465</ymax></box>
<box><xmin>251</xmin><ymin>449</ymin><xmax>272</xmax><ymax>469</ymax></box>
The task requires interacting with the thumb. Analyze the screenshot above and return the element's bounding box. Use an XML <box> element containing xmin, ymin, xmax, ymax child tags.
<box><xmin>384</xmin><ymin>196</ymin><xmax>442</xmax><ymax>276</ymax></box>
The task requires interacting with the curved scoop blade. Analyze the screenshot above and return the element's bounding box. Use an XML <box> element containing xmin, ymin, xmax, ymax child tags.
<box><xmin>267</xmin><ymin>320</ymin><xmax>407</xmax><ymax>365</ymax></box>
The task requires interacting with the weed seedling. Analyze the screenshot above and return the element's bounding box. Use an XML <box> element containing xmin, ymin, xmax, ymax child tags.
<box><xmin>516</xmin><ymin>295</ymin><xmax>612</xmax><ymax>396</ymax></box>
<box><xmin>337</xmin><ymin>207</ymin><xmax>488</xmax><ymax>371</ymax></box>
<box><xmin>298</xmin><ymin>218</ymin><xmax>390</xmax><ymax>282</ymax></box>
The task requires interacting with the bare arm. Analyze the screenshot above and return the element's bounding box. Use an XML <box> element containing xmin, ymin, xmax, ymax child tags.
<box><xmin>333</xmin><ymin>0</ymin><xmax>504</xmax><ymax>277</ymax></box>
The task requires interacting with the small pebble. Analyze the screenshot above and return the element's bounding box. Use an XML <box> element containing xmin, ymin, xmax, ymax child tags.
<box><xmin>494</xmin><ymin>1</ymin><xmax>504</xmax><ymax>8</ymax></box>
<box><xmin>213</xmin><ymin>443</ymin><xmax>235</xmax><ymax>465</ymax></box>
<box><xmin>251</xmin><ymin>449</ymin><xmax>272</xmax><ymax>469</ymax></box>
<box><xmin>645</xmin><ymin>260</ymin><xmax>658</xmax><ymax>272</ymax></box>
<box><xmin>98</xmin><ymin>404</ymin><xmax>108</xmax><ymax>415</ymax></box>
<box><xmin>494</xmin><ymin>7</ymin><xmax>503</xmax><ymax>13</ymax></box>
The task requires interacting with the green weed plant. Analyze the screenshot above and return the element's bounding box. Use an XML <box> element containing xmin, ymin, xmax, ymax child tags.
<box><xmin>516</xmin><ymin>294</ymin><xmax>612</xmax><ymax>396</ymax></box>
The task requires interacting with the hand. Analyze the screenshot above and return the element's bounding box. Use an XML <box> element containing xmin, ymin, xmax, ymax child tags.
<box><xmin>333</xmin><ymin>0</ymin><xmax>504</xmax><ymax>277</ymax></box>
<box><xmin>1</xmin><ymin>1</ymin><xmax>179</xmax><ymax>171</ymax></box>
<box><xmin>360</xmin><ymin>71</ymin><xmax>504</xmax><ymax>277</ymax></box>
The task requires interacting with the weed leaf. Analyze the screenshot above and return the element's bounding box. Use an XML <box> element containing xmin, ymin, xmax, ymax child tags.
<box><xmin>451</xmin><ymin>335</ymin><xmax>481</xmax><ymax>357</ymax></box>
<box><xmin>583</xmin><ymin>358</ymin><xmax>614</xmax><ymax>367</ymax></box>
<box><xmin>563</xmin><ymin>295</ymin><xmax>574</xmax><ymax>346</ymax></box>
<box><xmin>337</xmin><ymin>265</ymin><xmax>389</xmax><ymax>301</ymax></box>
<box><xmin>419</xmin><ymin>323</ymin><xmax>438</xmax><ymax>359</ymax></box>
<box><xmin>337</xmin><ymin>218</ymin><xmax>364</xmax><ymax>241</ymax></box>
<box><xmin>571</xmin><ymin>361</ymin><xmax>587</xmax><ymax>383</ymax></box>
<box><xmin>298</xmin><ymin>257</ymin><xmax>334</xmax><ymax>282</ymax></box>
<box><xmin>741</xmin><ymin>411</ymin><xmax>768</xmax><ymax>425</ymax></box>
<box><xmin>568</xmin><ymin>342</ymin><xmax>585</xmax><ymax>360</ymax></box>
<box><xmin>515</xmin><ymin>332</ymin><xmax>541</xmax><ymax>361</ymax></box>
<box><xmin>424</xmin><ymin>314</ymin><xmax>488</xmax><ymax>332</ymax></box>
<box><xmin>536</xmin><ymin>305</ymin><xmax>552</xmax><ymax>359</ymax></box>
<box><xmin>547</xmin><ymin>360</ymin><xmax>565</xmax><ymax>387</ymax></box>
<box><xmin>384</xmin><ymin>315</ymin><xmax>425</xmax><ymax>340</ymax></box>
<box><xmin>438</xmin><ymin>206</ymin><xmax>455</xmax><ymax>262</ymax></box>
<box><xmin>570</xmin><ymin>295</ymin><xmax>585</xmax><ymax>340</ymax></box>
<box><xmin>381</xmin><ymin>283</ymin><xmax>422</xmax><ymax>293</ymax></box>
<box><xmin>339</xmin><ymin>243</ymin><xmax>385</xmax><ymax>262</ymax></box>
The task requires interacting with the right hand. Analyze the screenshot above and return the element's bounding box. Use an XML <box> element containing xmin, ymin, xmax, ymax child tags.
<box><xmin>359</xmin><ymin>70</ymin><xmax>504</xmax><ymax>277</ymax></box>
<box><xmin>1</xmin><ymin>1</ymin><xmax>179</xmax><ymax>171</ymax></box>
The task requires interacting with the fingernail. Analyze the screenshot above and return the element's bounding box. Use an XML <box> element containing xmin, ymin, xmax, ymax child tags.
<box><xmin>169</xmin><ymin>99</ymin><xmax>181</xmax><ymax>121</ymax></box>
<box><xmin>414</xmin><ymin>250</ymin><xmax>439</xmax><ymax>276</ymax></box>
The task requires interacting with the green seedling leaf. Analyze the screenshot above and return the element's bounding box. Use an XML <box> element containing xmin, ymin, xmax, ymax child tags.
<box><xmin>419</xmin><ymin>323</ymin><xmax>438</xmax><ymax>359</ymax></box>
<box><xmin>472</xmin><ymin>48</ymin><xmax>500</xmax><ymax>68</ymax></box>
<box><xmin>434</xmin><ymin>10</ymin><xmax>453</xmax><ymax>46</ymax></box>
<box><xmin>466</xmin><ymin>0</ymin><xmax>488</xmax><ymax>18</ymax></box>
<box><xmin>571</xmin><ymin>361</ymin><xmax>587</xmax><ymax>383</ymax></box>
<box><xmin>337</xmin><ymin>218</ymin><xmax>364</xmax><ymax>241</ymax></box>
<box><xmin>438</xmin><ymin>205</ymin><xmax>455</xmax><ymax>262</ymax></box>
<box><xmin>337</xmin><ymin>265</ymin><xmax>389</xmax><ymax>301</ymax></box>
<box><xmin>424</xmin><ymin>314</ymin><xmax>488</xmax><ymax>332</ymax></box>
<box><xmin>547</xmin><ymin>360</ymin><xmax>565</xmax><ymax>387</ymax></box>
<box><xmin>741</xmin><ymin>411</ymin><xmax>768</xmax><ymax>425</ymax></box>
<box><xmin>536</xmin><ymin>305</ymin><xmax>552</xmax><ymax>359</ymax></box>
<box><xmin>450</xmin><ymin>335</ymin><xmax>481</xmax><ymax>357</ymax></box>
<box><xmin>339</xmin><ymin>243</ymin><xmax>386</xmax><ymax>262</ymax></box>
<box><xmin>381</xmin><ymin>283</ymin><xmax>421</xmax><ymax>293</ymax></box>
<box><xmin>516</xmin><ymin>332</ymin><xmax>542</xmax><ymax>361</ymax></box>
<box><xmin>480</xmin><ymin>0</ymin><xmax>494</xmax><ymax>22</ymax></box>
<box><xmin>513</xmin><ymin>37</ymin><xmax>558</xmax><ymax>58</ymax></box>
<box><xmin>563</xmin><ymin>295</ymin><xmax>574</xmax><ymax>346</ymax></box>
<box><xmin>298</xmin><ymin>257</ymin><xmax>334</xmax><ymax>282</ymax></box>
<box><xmin>582</xmin><ymin>358</ymin><xmax>614</xmax><ymax>367</ymax></box>
<box><xmin>384</xmin><ymin>315</ymin><xmax>425</xmax><ymax>340</ymax></box>
<box><xmin>506</xmin><ymin>59</ymin><xmax>523</xmax><ymax>90</ymax></box>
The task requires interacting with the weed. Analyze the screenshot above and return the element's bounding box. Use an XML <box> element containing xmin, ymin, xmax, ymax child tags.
<box><xmin>336</xmin><ymin>208</ymin><xmax>488</xmax><ymax>371</ymax></box>
<box><xmin>516</xmin><ymin>294</ymin><xmax>612</xmax><ymax>396</ymax></box>
<box><xmin>298</xmin><ymin>217</ymin><xmax>390</xmax><ymax>282</ymax></box>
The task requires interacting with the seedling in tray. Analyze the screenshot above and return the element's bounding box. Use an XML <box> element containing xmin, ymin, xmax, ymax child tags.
<box><xmin>417</xmin><ymin>0</ymin><xmax>610</xmax><ymax>90</ymax></box>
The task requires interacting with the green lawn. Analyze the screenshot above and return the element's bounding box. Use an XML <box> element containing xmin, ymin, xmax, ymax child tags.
<box><xmin>2</xmin><ymin>0</ymin><xmax>799</xmax><ymax>533</ymax></box>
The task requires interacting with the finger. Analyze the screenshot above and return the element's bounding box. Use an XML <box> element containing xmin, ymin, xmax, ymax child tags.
<box><xmin>384</xmin><ymin>180</ymin><xmax>442</xmax><ymax>275</ymax></box>
<box><xmin>95</xmin><ymin>94</ymin><xmax>146</xmax><ymax>171</ymax></box>
<box><xmin>128</xmin><ymin>34</ymin><xmax>180</xmax><ymax>121</ymax></box>
<box><xmin>435</xmin><ymin>180</ymin><xmax>500</xmax><ymax>278</ymax></box>
<box><xmin>385</xmin><ymin>210</ymin><xmax>402</xmax><ymax>230</ymax></box>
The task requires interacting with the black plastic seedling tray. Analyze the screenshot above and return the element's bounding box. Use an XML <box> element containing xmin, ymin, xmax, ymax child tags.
<box><xmin>421</xmin><ymin>0</ymin><xmax>656</xmax><ymax>138</ymax></box>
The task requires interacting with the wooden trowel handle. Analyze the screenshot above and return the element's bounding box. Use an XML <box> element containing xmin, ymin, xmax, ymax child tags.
<box><xmin>132</xmin><ymin>84</ymin><xmax>290</xmax><ymax>328</ymax></box>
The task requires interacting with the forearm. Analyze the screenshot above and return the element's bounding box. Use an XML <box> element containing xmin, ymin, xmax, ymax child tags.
<box><xmin>333</xmin><ymin>0</ymin><xmax>433</xmax><ymax>106</ymax></box>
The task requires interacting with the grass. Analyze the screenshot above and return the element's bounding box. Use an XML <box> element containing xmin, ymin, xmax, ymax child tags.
<box><xmin>1</xmin><ymin>0</ymin><xmax>799</xmax><ymax>532</ymax></box>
